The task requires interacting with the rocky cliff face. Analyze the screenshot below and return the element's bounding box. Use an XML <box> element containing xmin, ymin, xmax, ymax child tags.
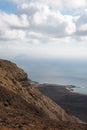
<box><xmin>0</xmin><ymin>59</ymin><xmax>87</xmax><ymax>130</ymax></box>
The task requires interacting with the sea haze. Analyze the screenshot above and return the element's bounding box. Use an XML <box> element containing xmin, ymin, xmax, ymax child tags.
<box><xmin>13</xmin><ymin>58</ymin><xmax>87</xmax><ymax>95</ymax></box>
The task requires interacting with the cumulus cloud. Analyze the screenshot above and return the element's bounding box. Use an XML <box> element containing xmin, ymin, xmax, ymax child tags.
<box><xmin>74</xmin><ymin>10</ymin><xmax>87</xmax><ymax>42</ymax></box>
<box><xmin>30</xmin><ymin>8</ymin><xmax>76</xmax><ymax>37</ymax></box>
<box><xmin>18</xmin><ymin>2</ymin><xmax>76</xmax><ymax>38</ymax></box>
<box><xmin>62</xmin><ymin>0</ymin><xmax>86</xmax><ymax>9</ymax></box>
<box><xmin>0</xmin><ymin>11</ymin><xmax>29</xmax><ymax>40</ymax></box>
<box><xmin>0</xmin><ymin>2</ymin><xmax>76</xmax><ymax>42</ymax></box>
<box><xmin>0</xmin><ymin>0</ymin><xmax>87</xmax><ymax>59</ymax></box>
<box><xmin>18</xmin><ymin>0</ymin><xmax>87</xmax><ymax>10</ymax></box>
<box><xmin>0</xmin><ymin>12</ymin><xmax>29</xmax><ymax>28</ymax></box>
<box><xmin>18</xmin><ymin>3</ymin><xmax>38</xmax><ymax>16</ymax></box>
<box><xmin>0</xmin><ymin>0</ymin><xmax>87</xmax><ymax>42</ymax></box>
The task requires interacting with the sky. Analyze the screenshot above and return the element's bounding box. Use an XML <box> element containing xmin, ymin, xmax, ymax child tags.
<box><xmin>0</xmin><ymin>0</ymin><xmax>87</xmax><ymax>59</ymax></box>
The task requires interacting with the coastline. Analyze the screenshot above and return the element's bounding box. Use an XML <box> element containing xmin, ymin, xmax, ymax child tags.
<box><xmin>65</xmin><ymin>85</ymin><xmax>76</xmax><ymax>92</ymax></box>
<box><xmin>37</xmin><ymin>83</ymin><xmax>87</xmax><ymax>122</ymax></box>
<box><xmin>66</xmin><ymin>85</ymin><xmax>87</xmax><ymax>96</ymax></box>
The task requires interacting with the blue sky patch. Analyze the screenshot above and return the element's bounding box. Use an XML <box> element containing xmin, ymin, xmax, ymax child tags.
<box><xmin>0</xmin><ymin>0</ymin><xmax>17</xmax><ymax>13</ymax></box>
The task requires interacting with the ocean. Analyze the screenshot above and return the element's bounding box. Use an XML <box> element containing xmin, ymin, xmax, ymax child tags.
<box><xmin>14</xmin><ymin>58</ymin><xmax>87</xmax><ymax>95</ymax></box>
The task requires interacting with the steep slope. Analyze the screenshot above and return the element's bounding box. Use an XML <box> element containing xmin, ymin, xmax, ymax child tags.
<box><xmin>0</xmin><ymin>59</ymin><xmax>87</xmax><ymax>130</ymax></box>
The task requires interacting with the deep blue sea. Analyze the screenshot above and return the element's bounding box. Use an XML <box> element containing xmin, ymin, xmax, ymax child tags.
<box><xmin>13</xmin><ymin>58</ymin><xmax>87</xmax><ymax>95</ymax></box>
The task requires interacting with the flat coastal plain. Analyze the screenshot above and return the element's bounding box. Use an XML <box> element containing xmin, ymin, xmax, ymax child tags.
<box><xmin>37</xmin><ymin>83</ymin><xmax>87</xmax><ymax>123</ymax></box>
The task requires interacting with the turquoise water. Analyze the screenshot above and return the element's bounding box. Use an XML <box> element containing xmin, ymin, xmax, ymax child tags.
<box><xmin>13</xmin><ymin>58</ymin><xmax>87</xmax><ymax>95</ymax></box>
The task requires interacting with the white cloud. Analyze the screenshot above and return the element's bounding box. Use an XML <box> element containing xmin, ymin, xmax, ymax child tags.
<box><xmin>0</xmin><ymin>12</ymin><xmax>29</xmax><ymax>28</ymax></box>
<box><xmin>27</xmin><ymin>5</ymin><xmax>76</xmax><ymax>37</ymax></box>
<box><xmin>79</xmin><ymin>24</ymin><xmax>87</xmax><ymax>31</ymax></box>
<box><xmin>62</xmin><ymin>0</ymin><xmax>86</xmax><ymax>9</ymax></box>
<box><xmin>24</xmin><ymin>0</ymin><xmax>87</xmax><ymax>9</ymax></box>
<box><xmin>79</xmin><ymin>36</ymin><xmax>87</xmax><ymax>42</ymax></box>
<box><xmin>75</xmin><ymin>10</ymin><xmax>87</xmax><ymax>37</ymax></box>
<box><xmin>0</xmin><ymin>0</ymin><xmax>87</xmax><ymax>59</ymax></box>
<box><xmin>0</xmin><ymin>11</ymin><xmax>29</xmax><ymax>40</ymax></box>
<box><xmin>0</xmin><ymin>3</ymin><xmax>76</xmax><ymax>41</ymax></box>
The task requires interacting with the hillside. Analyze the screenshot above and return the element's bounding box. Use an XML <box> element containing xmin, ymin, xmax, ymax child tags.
<box><xmin>0</xmin><ymin>59</ymin><xmax>87</xmax><ymax>130</ymax></box>
<box><xmin>37</xmin><ymin>84</ymin><xmax>87</xmax><ymax>122</ymax></box>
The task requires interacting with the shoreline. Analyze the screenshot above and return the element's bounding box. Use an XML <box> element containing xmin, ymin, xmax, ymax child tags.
<box><xmin>37</xmin><ymin>83</ymin><xmax>87</xmax><ymax>122</ymax></box>
<box><xmin>66</xmin><ymin>85</ymin><xmax>87</xmax><ymax>96</ymax></box>
<box><xmin>37</xmin><ymin>82</ymin><xmax>87</xmax><ymax>96</ymax></box>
